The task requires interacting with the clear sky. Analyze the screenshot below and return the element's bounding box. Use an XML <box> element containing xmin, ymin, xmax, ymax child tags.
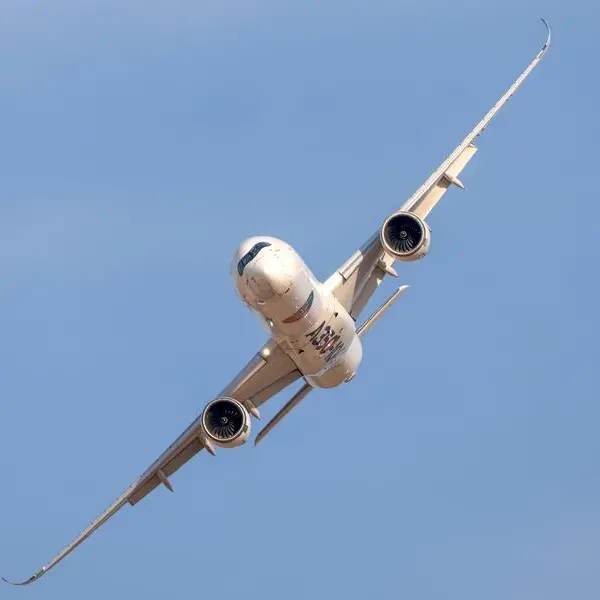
<box><xmin>1</xmin><ymin>1</ymin><xmax>599</xmax><ymax>598</ymax></box>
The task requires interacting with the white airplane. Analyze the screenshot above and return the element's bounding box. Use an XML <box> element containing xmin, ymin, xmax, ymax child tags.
<box><xmin>4</xmin><ymin>19</ymin><xmax>551</xmax><ymax>586</ymax></box>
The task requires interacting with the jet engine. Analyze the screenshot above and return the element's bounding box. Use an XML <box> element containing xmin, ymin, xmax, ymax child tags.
<box><xmin>201</xmin><ymin>397</ymin><xmax>251</xmax><ymax>448</ymax></box>
<box><xmin>380</xmin><ymin>211</ymin><xmax>431</xmax><ymax>262</ymax></box>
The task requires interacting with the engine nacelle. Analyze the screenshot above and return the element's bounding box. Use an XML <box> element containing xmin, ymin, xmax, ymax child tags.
<box><xmin>380</xmin><ymin>211</ymin><xmax>431</xmax><ymax>262</ymax></box>
<box><xmin>201</xmin><ymin>397</ymin><xmax>251</xmax><ymax>448</ymax></box>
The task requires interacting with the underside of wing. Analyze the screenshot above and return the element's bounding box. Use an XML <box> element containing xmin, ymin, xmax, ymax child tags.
<box><xmin>4</xmin><ymin>340</ymin><xmax>300</xmax><ymax>586</ymax></box>
<box><xmin>326</xmin><ymin>19</ymin><xmax>551</xmax><ymax>321</ymax></box>
<box><xmin>128</xmin><ymin>341</ymin><xmax>300</xmax><ymax>505</ymax></box>
<box><xmin>399</xmin><ymin>19</ymin><xmax>550</xmax><ymax>219</ymax></box>
<box><xmin>407</xmin><ymin>143</ymin><xmax>478</xmax><ymax>220</ymax></box>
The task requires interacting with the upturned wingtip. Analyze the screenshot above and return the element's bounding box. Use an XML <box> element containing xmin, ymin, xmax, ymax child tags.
<box><xmin>540</xmin><ymin>17</ymin><xmax>551</xmax><ymax>51</ymax></box>
<box><xmin>2</xmin><ymin>576</ymin><xmax>33</xmax><ymax>586</ymax></box>
<box><xmin>2</xmin><ymin>571</ymin><xmax>43</xmax><ymax>586</ymax></box>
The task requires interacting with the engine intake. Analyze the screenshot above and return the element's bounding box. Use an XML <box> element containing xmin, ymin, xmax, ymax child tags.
<box><xmin>380</xmin><ymin>211</ymin><xmax>431</xmax><ymax>261</ymax></box>
<box><xmin>201</xmin><ymin>397</ymin><xmax>251</xmax><ymax>448</ymax></box>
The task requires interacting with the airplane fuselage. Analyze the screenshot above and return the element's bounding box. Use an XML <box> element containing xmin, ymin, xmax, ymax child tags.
<box><xmin>232</xmin><ymin>237</ymin><xmax>362</xmax><ymax>388</ymax></box>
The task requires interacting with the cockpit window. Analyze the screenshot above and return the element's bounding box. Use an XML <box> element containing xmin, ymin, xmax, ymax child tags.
<box><xmin>237</xmin><ymin>241</ymin><xmax>272</xmax><ymax>276</ymax></box>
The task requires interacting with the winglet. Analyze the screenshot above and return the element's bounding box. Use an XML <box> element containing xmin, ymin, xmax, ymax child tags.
<box><xmin>2</xmin><ymin>570</ymin><xmax>44</xmax><ymax>586</ymax></box>
<box><xmin>540</xmin><ymin>17</ymin><xmax>551</xmax><ymax>54</ymax></box>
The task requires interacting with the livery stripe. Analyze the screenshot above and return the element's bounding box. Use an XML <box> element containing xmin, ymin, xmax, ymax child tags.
<box><xmin>282</xmin><ymin>291</ymin><xmax>314</xmax><ymax>324</ymax></box>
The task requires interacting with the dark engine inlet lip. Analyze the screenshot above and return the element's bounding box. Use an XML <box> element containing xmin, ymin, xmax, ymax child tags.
<box><xmin>381</xmin><ymin>213</ymin><xmax>425</xmax><ymax>255</ymax></box>
<box><xmin>202</xmin><ymin>397</ymin><xmax>247</xmax><ymax>443</ymax></box>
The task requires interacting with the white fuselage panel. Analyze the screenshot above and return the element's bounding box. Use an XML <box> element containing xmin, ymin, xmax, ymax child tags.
<box><xmin>231</xmin><ymin>237</ymin><xmax>362</xmax><ymax>388</ymax></box>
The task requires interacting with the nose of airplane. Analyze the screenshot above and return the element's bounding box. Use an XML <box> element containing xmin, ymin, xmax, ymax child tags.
<box><xmin>245</xmin><ymin>254</ymin><xmax>294</xmax><ymax>303</ymax></box>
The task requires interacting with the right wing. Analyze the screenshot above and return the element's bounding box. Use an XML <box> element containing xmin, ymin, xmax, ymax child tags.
<box><xmin>325</xmin><ymin>18</ymin><xmax>551</xmax><ymax>320</ymax></box>
<box><xmin>4</xmin><ymin>339</ymin><xmax>301</xmax><ymax>586</ymax></box>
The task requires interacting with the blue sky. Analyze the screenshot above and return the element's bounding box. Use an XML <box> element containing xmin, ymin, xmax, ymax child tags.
<box><xmin>1</xmin><ymin>1</ymin><xmax>599</xmax><ymax>598</ymax></box>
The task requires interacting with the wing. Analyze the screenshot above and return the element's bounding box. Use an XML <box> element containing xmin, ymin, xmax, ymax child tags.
<box><xmin>3</xmin><ymin>340</ymin><xmax>300</xmax><ymax>586</ymax></box>
<box><xmin>324</xmin><ymin>18</ymin><xmax>551</xmax><ymax>319</ymax></box>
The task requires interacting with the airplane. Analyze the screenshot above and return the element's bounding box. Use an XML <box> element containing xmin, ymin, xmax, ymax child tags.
<box><xmin>3</xmin><ymin>18</ymin><xmax>551</xmax><ymax>586</ymax></box>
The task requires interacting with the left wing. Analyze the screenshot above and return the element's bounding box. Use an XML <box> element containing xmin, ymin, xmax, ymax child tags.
<box><xmin>3</xmin><ymin>340</ymin><xmax>301</xmax><ymax>586</ymax></box>
<box><xmin>325</xmin><ymin>18</ymin><xmax>551</xmax><ymax>320</ymax></box>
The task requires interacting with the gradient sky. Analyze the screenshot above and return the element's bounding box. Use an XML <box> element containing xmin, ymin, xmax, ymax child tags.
<box><xmin>1</xmin><ymin>1</ymin><xmax>599</xmax><ymax>598</ymax></box>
